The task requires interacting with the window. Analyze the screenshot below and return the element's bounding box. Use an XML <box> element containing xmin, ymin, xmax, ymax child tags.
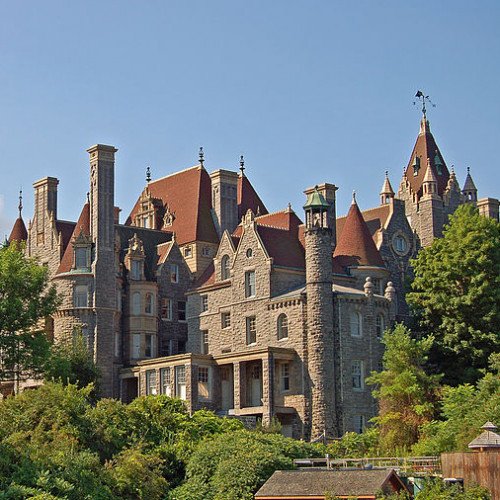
<box><xmin>160</xmin><ymin>368</ymin><xmax>171</xmax><ymax>396</ymax></box>
<box><xmin>221</xmin><ymin>255</ymin><xmax>230</xmax><ymax>280</ymax></box>
<box><xmin>132</xmin><ymin>333</ymin><xmax>141</xmax><ymax>359</ymax></box>
<box><xmin>352</xmin><ymin>360</ymin><xmax>364</xmax><ymax>390</ymax></box>
<box><xmin>246</xmin><ymin>316</ymin><xmax>256</xmax><ymax>345</ymax></box>
<box><xmin>145</xmin><ymin>293</ymin><xmax>154</xmax><ymax>315</ymax></box>
<box><xmin>353</xmin><ymin>415</ymin><xmax>365</xmax><ymax>434</ymax></box>
<box><xmin>184</xmin><ymin>246</ymin><xmax>192</xmax><ymax>258</ymax></box>
<box><xmin>201</xmin><ymin>295</ymin><xmax>208</xmax><ymax>312</ymax></box>
<box><xmin>142</xmin><ymin>216</ymin><xmax>150</xmax><ymax>228</ymax></box>
<box><xmin>75</xmin><ymin>247</ymin><xmax>88</xmax><ymax>269</ymax></box>
<box><xmin>74</xmin><ymin>285</ymin><xmax>88</xmax><ymax>307</ymax></box>
<box><xmin>114</xmin><ymin>331</ymin><xmax>120</xmax><ymax>357</ymax></box>
<box><xmin>170</xmin><ymin>264</ymin><xmax>179</xmax><ymax>283</ymax></box>
<box><xmin>245</xmin><ymin>270</ymin><xmax>256</xmax><ymax>298</ymax></box>
<box><xmin>202</xmin><ymin>247</ymin><xmax>210</xmax><ymax>257</ymax></box>
<box><xmin>246</xmin><ymin>248</ymin><xmax>253</xmax><ymax>258</ymax></box>
<box><xmin>175</xmin><ymin>365</ymin><xmax>186</xmax><ymax>400</ymax></box>
<box><xmin>394</xmin><ymin>235</ymin><xmax>408</xmax><ymax>253</ymax></box>
<box><xmin>376</xmin><ymin>314</ymin><xmax>385</xmax><ymax>338</ymax></box>
<box><xmin>280</xmin><ymin>363</ymin><xmax>290</xmax><ymax>392</ymax></box>
<box><xmin>277</xmin><ymin>314</ymin><xmax>288</xmax><ymax>340</ymax></box>
<box><xmin>201</xmin><ymin>330</ymin><xmax>209</xmax><ymax>354</ymax></box>
<box><xmin>178</xmin><ymin>341</ymin><xmax>186</xmax><ymax>354</ymax></box>
<box><xmin>350</xmin><ymin>311</ymin><xmax>362</xmax><ymax>337</ymax></box>
<box><xmin>132</xmin><ymin>292</ymin><xmax>141</xmax><ymax>315</ymax></box>
<box><xmin>131</xmin><ymin>260</ymin><xmax>142</xmax><ymax>280</ymax></box>
<box><xmin>178</xmin><ymin>301</ymin><xmax>186</xmax><ymax>321</ymax></box>
<box><xmin>198</xmin><ymin>366</ymin><xmax>211</xmax><ymax>401</ymax></box>
<box><xmin>221</xmin><ymin>311</ymin><xmax>231</xmax><ymax>329</ymax></box>
<box><xmin>145</xmin><ymin>334</ymin><xmax>153</xmax><ymax>358</ymax></box>
<box><xmin>146</xmin><ymin>370</ymin><xmax>157</xmax><ymax>395</ymax></box>
<box><xmin>161</xmin><ymin>298</ymin><xmax>173</xmax><ymax>320</ymax></box>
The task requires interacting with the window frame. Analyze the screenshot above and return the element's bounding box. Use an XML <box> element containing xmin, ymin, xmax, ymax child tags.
<box><xmin>221</xmin><ymin>254</ymin><xmax>230</xmax><ymax>280</ymax></box>
<box><xmin>244</xmin><ymin>270</ymin><xmax>256</xmax><ymax>298</ymax></box>
<box><xmin>178</xmin><ymin>301</ymin><xmax>187</xmax><ymax>322</ymax></box>
<box><xmin>131</xmin><ymin>260</ymin><xmax>142</xmax><ymax>280</ymax></box>
<box><xmin>221</xmin><ymin>311</ymin><xmax>231</xmax><ymax>329</ymax></box>
<box><xmin>280</xmin><ymin>362</ymin><xmax>290</xmax><ymax>392</ymax></box>
<box><xmin>350</xmin><ymin>311</ymin><xmax>362</xmax><ymax>337</ymax></box>
<box><xmin>170</xmin><ymin>263</ymin><xmax>179</xmax><ymax>283</ymax></box>
<box><xmin>146</xmin><ymin>369</ymin><xmax>157</xmax><ymax>395</ymax></box>
<box><xmin>246</xmin><ymin>316</ymin><xmax>257</xmax><ymax>345</ymax></box>
<box><xmin>161</xmin><ymin>297</ymin><xmax>173</xmax><ymax>321</ymax></box>
<box><xmin>74</xmin><ymin>285</ymin><xmax>88</xmax><ymax>308</ymax></box>
<box><xmin>352</xmin><ymin>360</ymin><xmax>364</xmax><ymax>391</ymax></box>
<box><xmin>277</xmin><ymin>313</ymin><xmax>289</xmax><ymax>340</ymax></box>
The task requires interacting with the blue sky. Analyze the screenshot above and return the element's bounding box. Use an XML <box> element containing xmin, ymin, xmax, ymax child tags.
<box><xmin>1</xmin><ymin>0</ymin><xmax>499</xmax><ymax>237</ymax></box>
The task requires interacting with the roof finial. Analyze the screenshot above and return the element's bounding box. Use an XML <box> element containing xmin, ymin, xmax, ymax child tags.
<box><xmin>239</xmin><ymin>155</ymin><xmax>245</xmax><ymax>176</ymax></box>
<box><xmin>18</xmin><ymin>189</ymin><xmax>23</xmax><ymax>218</ymax></box>
<box><xmin>86</xmin><ymin>192</ymin><xmax>90</xmax><ymax>203</ymax></box>
<box><xmin>352</xmin><ymin>190</ymin><xmax>356</xmax><ymax>204</ymax></box>
<box><xmin>467</xmin><ymin>166</ymin><xmax>470</xmax><ymax>174</ymax></box>
<box><xmin>199</xmin><ymin>147</ymin><xmax>204</xmax><ymax>168</ymax></box>
<box><xmin>414</xmin><ymin>90</ymin><xmax>436</xmax><ymax>119</ymax></box>
<box><xmin>146</xmin><ymin>166</ymin><xmax>151</xmax><ymax>183</ymax></box>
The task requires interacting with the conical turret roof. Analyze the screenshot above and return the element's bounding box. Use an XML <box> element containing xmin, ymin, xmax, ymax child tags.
<box><xmin>404</xmin><ymin>117</ymin><xmax>450</xmax><ymax>197</ymax></box>
<box><xmin>334</xmin><ymin>197</ymin><xmax>385</xmax><ymax>268</ymax></box>
<box><xmin>8</xmin><ymin>217</ymin><xmax>28</xmax><ymax>243</ymax></box>
<box><xmin>380</xmin><ymin>172</ymin><xmax>395</xmax><ymax>197</ymax></box>
<box><xmin>462</xmin><ymin>167</ymin><xmax>477</xmax><ymax>192</ymax></box>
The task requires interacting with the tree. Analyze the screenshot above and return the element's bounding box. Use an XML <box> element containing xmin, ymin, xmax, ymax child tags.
<box><xmin>43</xmin><ymin>328</ymin><xmax>100</xmax><ymax>394</ymax></box>
<box><xmin>407</xmin><ymin>204</ymin><xmax>500</xmax><ymax>385</ymax></box>
<box><xmin>366</xmin><ymin>324</ymin><xmax>441</xmax><ymax>453</ymax></box>
<box><xmin>0</xmin><ymin>244</ymin><xmax>59</xmax><ymax>389</ymax></box>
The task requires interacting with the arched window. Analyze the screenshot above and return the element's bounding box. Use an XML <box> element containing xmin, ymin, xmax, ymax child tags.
<box><xmin>376</xmin><ymin>314</ymin><xmax>385</xmax><ymax>338</ymax></box>
<box><xmin>132</xmin><ymin>292</ymin><xmax>141</xmax><ymax>315</ymax></box>
<box><xmin>74</xmin><ymin>285</ymin><xmax>88</xmax><ymax>308</ymax></box>
<box><xmin>350</xmin><ymin>311</ymin><xmax>362</xmax><ymax>337</ymax></box>
<box><xmin>145</xmin><ymin>293</ymin><xmax>154</xmax><ymax>315</ymax></box>
<box><xmin>221</xmin><ymin>255</ymin><xmax>230</xmax><ymax>280</ymax></box>
<box><xmin>277</xmin><ymin>314</ymin><xmax>289</xmax><ymax>340</ymax></box>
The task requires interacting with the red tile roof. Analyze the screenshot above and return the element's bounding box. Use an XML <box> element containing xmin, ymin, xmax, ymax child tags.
<box><xmin>238</xmin><ymin>174</ymin><xmax>268</xmax><ymax>219</ymax></box>
<box><xmin>232</xmin><ymin>209</ymin><xmax>305</xmax><ymax>269</ymax></box>
<box><xmin>126</xmin><ymin>166</ymin><xmax>219</xmax><ymax>245</ymax></box>
<box><xmin>404</xmin><ymin>118</ymin><xmax>450</xmax><ymax>197</ymax></box>
<box><xmin>8</xmin><ymin>217</ymin><xmax>28</xmax><ymax>243</ymax></box>
<box><xmin>194</xmin><ymin>261</ymin><xmax>216</xmax><ymax>288</ymax></box>
<box><xmin>56</xmin><ymin>203</ymin><xmax>90</xmax><ymax>275</ymax></box>
<box><xmin>337</xmin><ymin>204</ymin><xmax>391</xmax><ymax>242</ymax></box>
<box><xmin>55</xmin><ymin>220</ymin><xmax>77</xmax><ymax>253</ymax></box>
<box><xmin>334</xmin><ymin>200</ymin><xmax>385</xmax><ymax>269</ymax></box>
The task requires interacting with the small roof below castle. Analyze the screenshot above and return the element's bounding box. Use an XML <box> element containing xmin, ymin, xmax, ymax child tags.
<box><xmin>334</xmin><ymin>199</ymin><xmax>385</xmax><ymax>269</ymax></box>
<box><xmin>423</xmin><ymin>160</ymin><xmax>438</xmax><ymax>183</ymax></box>
<box><xmin>462</xmin><ymin>167</ymin><xmax>477</xmax><ymax>192</ymax></box>
<box><xmin>8</xmin><ymin>217</ymin><xmax>28</xmax><ymax>243</ymax></box>
<box><xmin>468</xmin><ymin>421</ymin><xmax>500</xmax><ymax>450</ymax></box>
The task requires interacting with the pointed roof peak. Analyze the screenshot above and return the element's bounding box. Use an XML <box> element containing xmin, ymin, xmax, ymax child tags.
<box><xmin>419</xmin><ymin>116</ymin><xmax>431</xmax><ymax>135</ymax></box>
<box><xmin>351</xmin><ymin>190</ymin><xmax>357</xmax><ymax>205</ymax></box>
<box><xmin>463</xmin><ymin>166</ymin><xmax>477</xmax><ymax>191</ymax></box>
<box><xmin>380</xmin><ymin>171</ymin><xmax>395</xmax><ymax>197</ymax></box>
<box><xmin>334</xmin><ymin>200</ymin><xmax>384</xmax><ymax>268</ymax></box>
<box><xmin>423</xmin><ymin>161</ymin><xmax>438</xmax><ymax>183</ymax></box>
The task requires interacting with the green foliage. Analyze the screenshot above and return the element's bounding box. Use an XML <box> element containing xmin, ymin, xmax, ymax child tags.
<box><xmin>43</xmin><ymin>329</ymin><xmax>100</xmax><ymax>395</ymax></box>
<box><xmin>366</xmin><ymin>324</ymin><xmax>441</xmax><ymax>452</ymax></box>
<box><xmin>413</xmin><ymin>479</ymin><xmax>490</xmax><ymax>500</ymax></box>
<box><xmin>0</xmin><ymin>244</ymin><xmax>59</xmax><ymax>383</ymax></box>
<box><xmin>413</xmin><ymin>357</ymin><xmax>500</xmax><ymax>455</ymax></box>
<box><xmin>326</xmin><ymin>427</ymin><xmax>380</xmax><ymax>458</ymax></box>
<box><xmin>171</xmin><ymin>430</ymin><xmax>322</xmax><ymax>500</ymax></box>
<box><xmin>407</xmin><ymin>204</ymin><xmax>500</xmax><ymax>385</ymax></box>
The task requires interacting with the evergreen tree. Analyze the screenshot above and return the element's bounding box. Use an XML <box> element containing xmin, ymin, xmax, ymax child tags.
<box><xmin>366</xmin><ymin>324</ymin><xmax>441</xmax><ymax>452</ymax></box>
<box><xmin>407</xmin><ymin>204</ymin><xmax>500</xmax><ymax>384</ymax></box>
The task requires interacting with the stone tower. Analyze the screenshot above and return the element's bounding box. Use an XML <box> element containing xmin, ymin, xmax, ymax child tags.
<box><xmin>419</xmin><ymin>159</ymin><xmax>444</xmax><ymax>247</ymax></box>
<box><xmin>210</xmin><ymin>169</ymin><xmax>239</xmax><ymax>237</ymax></box>
<box><xmin>303</xmin><ymin>186</ymin><xmax>336</xmax><ymax>440</ymax></box>
<box><xmin>88</xmin><ymin>144</ymin><xmax>118</xmax><ymax>398</ymax></box>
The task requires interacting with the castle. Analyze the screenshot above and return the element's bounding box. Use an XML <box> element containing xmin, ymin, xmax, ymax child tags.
<box><xmin>6</xmin><ymin>113</ymin><xmax>498</xmax><ymax>440</ymax></box>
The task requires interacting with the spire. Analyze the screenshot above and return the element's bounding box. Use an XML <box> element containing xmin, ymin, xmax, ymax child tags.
<box><xmin>351</xmin><ymin>190</ymin><xmax>356</xmax><ymax>205</ymax></box>
<box><xmin>462</xmin><ymin>166</ymin><xmax>478</xmax><ymax>202</ymax></box>
<box><xmin>8</xmin><ymin>189</ymin><xmax>28</xmax><ymax>244</ymax></box>
<box><xmin>199</xmin><ymin>147</ymin><xmax>204</xmax><ymax>168</ymax></box>
<box><xmin>239</xmin><ymin>155</ymin><xmax>245</xmax><ymax>176</ymax></box>
<box><xmin>380</xmin><ymin>171</ymin><xmax>395</xmax><ymax>205</ymax></box>
<box><xmin>18</xmin><ymin>189</ymin><xmax>23</xmax><ymax>218</ymax></box>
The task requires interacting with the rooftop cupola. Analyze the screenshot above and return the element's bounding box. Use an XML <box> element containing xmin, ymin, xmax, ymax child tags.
<box><xmin>380</xmin><ymin>171</ymin><xmax>395</xmax><ymax>205</ymax></box>
<box><xmin>8</xmin><ymin>189</ymin><xmax>28</xmax><ymax>244</ymax></box>
<box><xmin>303</xmin><ymin>185</ymin><xmax>330</xmax><ymax>230</ymax></box>
<box><xmin>422</xmin><ymin>158</ymin><xmax>439</xmax><ymax>198</ymax></box>
<box><xmin>462</xmin><ymin>167</ymin><xmax>478</xmax><ymax>203</ymax></box>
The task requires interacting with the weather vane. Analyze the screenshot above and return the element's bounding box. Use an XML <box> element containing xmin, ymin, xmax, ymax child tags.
<box><xmin>413</xmin><ymin>90</ymin><xmax>436</xmax><ymax>118</ymax></box>
<box><xmin>239</xmin><ymin>155</ymin><xmax>245</xmax><ymax>175</ymax></box>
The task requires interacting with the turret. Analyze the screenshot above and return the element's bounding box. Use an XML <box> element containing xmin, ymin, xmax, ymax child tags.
<box><xmin>303</xmin><ymin>186</ymin><xmax>336</xmax><ymax>439</ymax></box>
<box><xmin>380</xmin><ymin>171</ymin><xmax>395</xmax><ymax>205</ymax></box>
<box><xmin>8</xmin><ymin>190</ymin><xmax>28</xmax><ymax>244</ymax></box>
<box><xmin>462</xmin><ymin>167</ymin><xmax>478</xmax><ymax>203</ymax></box>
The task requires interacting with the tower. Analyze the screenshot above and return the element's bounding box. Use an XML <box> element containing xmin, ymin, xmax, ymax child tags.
<box><xmin>462</xmin><ymin>167</ymin><xmax>478</xmax><ymax>203</ymax></box>
<box><xmin>380</xmin><ymin>171</ymin><xmax>395</xmax><ymax>206</ymax></box>
<box><xmin>210</xmin><ymin>169</ymin><xmax>239</xmax><ymax>237</ymax></box>
<box><xmin>303</xmin><ymin>186</ymin><xmax>336</xmax><ymax>439</ymax></box>
<box><xmin>419</xmin><ymin>159</ymin><xmax>444</xmax><ymax>246</ymax></box>
<box><xmin>87</xmin><ymin>144</ymin><xmax>118</xmax><ymax>397</ymax></box>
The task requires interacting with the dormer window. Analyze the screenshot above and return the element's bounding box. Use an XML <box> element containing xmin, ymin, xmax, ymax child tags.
<box><xmin>434</xmin><ymin>153</ymin><xmax>443</xmax><ymax>175</ymax></box>
<box><xmin>131</xmin><ymin>260</ymin><xmax>142</xmax><ymax>280</ymax></box>
<box><xmin>412</xmin><ymin>156</ymin><xmax>420</xmax><ymax>176</ymax></box>
<box><xmin>74</xmin><ymin>247</ymin><xmax>89</xmax><ymax>269</ymax></box>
